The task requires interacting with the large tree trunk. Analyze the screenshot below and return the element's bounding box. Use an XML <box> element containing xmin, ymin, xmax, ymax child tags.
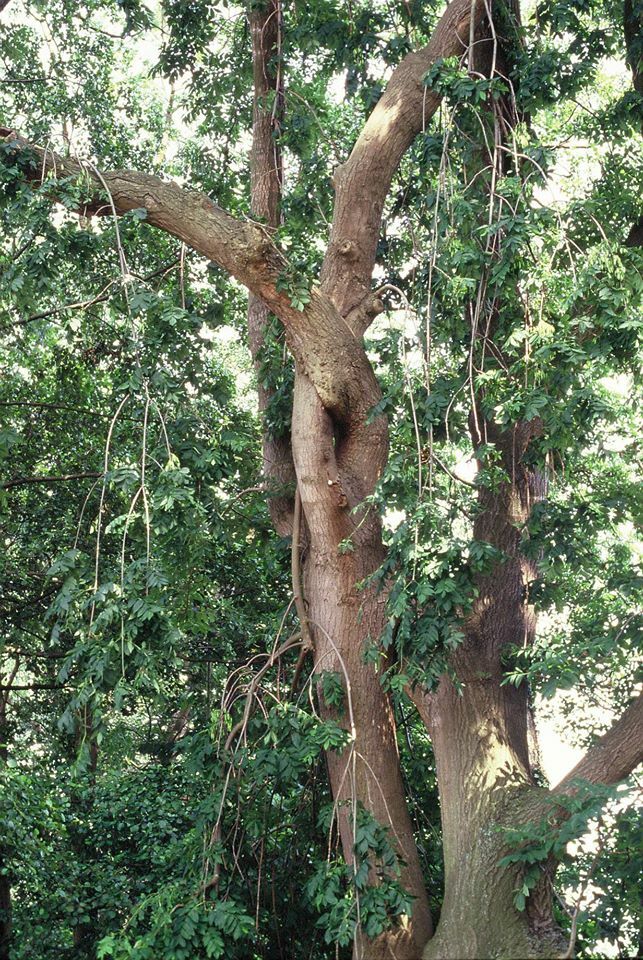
<box><xmin>248</xmin><ymin>4</ymin><xmax>433</xmax><ymax>955</ymax></box>
<box><xmin>306</xmin><ymin>549</ymin><xmax>433</xmax><ymax>959</ymax></box>
<box><xmin>421</xmin><ymin>679</ymin><xmax>565</xmax><ymax>959</ymax></box>
<box><xmin>415</xmin><ymin>15</ymin><xmax>569</xmax><ymax>951</ymax></box>
<box><xmin>415</xmin><ymin>420</ymin><xmax>565</xmax><ymax>959</ymax></box>
<box><xmin>292</xmin><ymin>369</ymin><xmax>432</xmax><ymax>958</ymax></box>
<box><xmin>289</xmin><ymin>351</ymin><xmax>434</xmax><ymax>957</ymax></box>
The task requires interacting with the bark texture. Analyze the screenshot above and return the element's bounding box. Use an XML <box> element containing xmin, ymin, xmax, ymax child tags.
<box><xmin>292</xmin><ymin>366</ymin><xmax>432</xmax><ymax>958</ymax></box>
<box><xmin>282</xmin><ymin>6</ymin><xmax>492</xmax><ymax>955</ymax></box>
<box><xmin>416</xmin><ymin>11</ymin><xmax>566</xmax><ymax>950</ymax></box>
<box><xmin>320</xmin><ymin>0</ymin><xmax>480</xmax><ymax>324</ymax></box>
<box><xmin>419</xmin><ymin>421</ymin><xmax>564</xmax><ymax>959</ymax></box>
<box><xmin>554</xmin><ymin>692</ymin><xmax>643</xmax><ymax>795</ymax></box>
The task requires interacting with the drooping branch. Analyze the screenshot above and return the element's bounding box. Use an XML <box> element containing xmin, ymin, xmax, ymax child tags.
<box><xmin>321</xmin><ymin>0</ymin><xmax>485</xmax><ymax>323</ymax></box>
<box><xmin>3</xmin><ymin>0</ymin><xmax>491</xmax><ymax>430</ymax></box>
<box><xmin>553</xmin><ymin>692</ymin><xmax>643</xmax><ymax>795</ymax></box>
<box><xmin>1</xmin><ymin>256</ymin><xmax>180</xmax><ymax>330</ymax></box>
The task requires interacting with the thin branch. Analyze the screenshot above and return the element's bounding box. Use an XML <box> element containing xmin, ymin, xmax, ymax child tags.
<box><xmin>0</xmin><ymin>401</ymin><xmax>132</xmax><ymax>420</ymax></box>
<box><xmin>2</xmin><ymin>257</ymin><xmax>181</xmax><ymax>331</ymax></box>
<box><xmin>1</xmin><ymin>76</ymin><xmax>50</xmax><ymax>84</ymax></box>
<box><xmin>2</xmin><ymin>471</ymin><xmax>102</xmax><ymax>490</ymax></box>
<box><xmin>0</xmin><ymin>659</ymin><xmax>20</xmax><ymax>710</ymax></box>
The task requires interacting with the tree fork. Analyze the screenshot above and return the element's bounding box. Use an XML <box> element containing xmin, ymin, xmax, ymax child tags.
<box><xmin>245</xmin><ymin>5</ymin><xmax>432</xmax><ymax>954</ymax></box>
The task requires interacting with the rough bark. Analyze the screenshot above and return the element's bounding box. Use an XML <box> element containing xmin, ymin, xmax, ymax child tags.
<box><xmin>413</xmin><ymin>8</ymin><xmax>567</xmax><ymax>948</ymax></box>
<box><xmin>292</xmin><ymin>367</ymin><xmax>432</xmax><ymax>958</ymax></box>
<box><xmin>247</xmin><ymin>0</ymin><xmax>295</xmax><ymax>538</ymax></box>
<box><xmin>242</xmin><ymin>14</ymin><xmax>433</xmax><ymax>949</ymax></box>
<box><xmin>418</xmin><ymin>421</ymin><xmax>563</xmax><ymax>959</ymax></box>
<box><xmin>0</xmin><ymin>128</ymin><xmax>371</xmax><ymax>427</ymax></box>
<box><xmin>417</xmin><ymin>7</ymin><xmax>642</xmax><ymax>953</ymax></box>
<box><xmin>283</xmin><ymin>8</ymin><xmax>491</xmax><ymax>955</ymax></box>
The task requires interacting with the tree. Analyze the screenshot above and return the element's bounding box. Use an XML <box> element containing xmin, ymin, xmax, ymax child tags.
<box><xmin>1</xmin><ymin>1</ymin><xmax>641</xmax><ymax>958</ymax></box>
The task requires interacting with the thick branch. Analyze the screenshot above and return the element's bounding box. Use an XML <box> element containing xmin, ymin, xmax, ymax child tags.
<box><xmin>321</xmin><ymin>0</ymin><xmax>484</xmax><ymax>322</ymax></box>
<box><xmin>0</xmin><ymin>128</ymin><xmax>373</xmax><ymax>426</ymax></box>
<box><xmin>553</xmin><ymin>692</ymin><xmax>643</xmax><ymax>795</ymax></box>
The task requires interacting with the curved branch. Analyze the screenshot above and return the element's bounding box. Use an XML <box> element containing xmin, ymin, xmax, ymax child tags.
<box><xmin>552</xmin><ymin>692</ymin><xmax>643</xmax><ymax>795</ymax></box>
<box><xmin>321</xmin><ymin>0</ymin><xmax>485</xmax><ymax>322</ymax></box>
<box><xmin>0</xmin><ymin>128</ymin><xmax>374</xmax><ymax>426</ymax></box>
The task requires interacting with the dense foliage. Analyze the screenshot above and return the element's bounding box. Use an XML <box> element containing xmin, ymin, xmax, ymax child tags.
<box><xmin>0</xmin><ymin>1</ymin><xmax>641</xmax><ymax>958</ymax></box>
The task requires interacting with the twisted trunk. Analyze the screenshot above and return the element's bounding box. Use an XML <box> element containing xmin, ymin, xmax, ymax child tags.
<box><xmin>249</xmin><ymin>5</ymin><xmax>432</xmax><ymax>954</ymax></box>
<box><xmin>292</xmin><ymin>361</ymin><xmax>433</xmax><ymax>957</ymax></box>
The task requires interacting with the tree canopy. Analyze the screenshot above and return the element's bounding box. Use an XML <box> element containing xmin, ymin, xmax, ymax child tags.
<box><xmin>0</xmin><ymin>1</ymin><xmax>641</xmax><ymax>958</ymax></box>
